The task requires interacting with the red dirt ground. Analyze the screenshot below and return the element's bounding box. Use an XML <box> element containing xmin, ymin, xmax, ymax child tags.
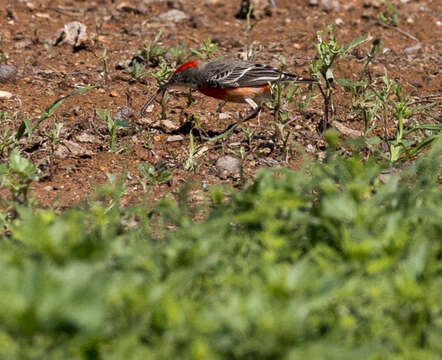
<box><xmin>1</xmin><ymin>0</ymin><xmax>441</xmax><ymax>207</ymax></box>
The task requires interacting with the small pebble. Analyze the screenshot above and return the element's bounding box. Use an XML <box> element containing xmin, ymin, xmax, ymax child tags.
<box><xmin>158</xmin><ymin>9</ymin><xmax>188</xmax><ymax>23</ymax></box>
<box><xmin>216</xmin><ymin>156</ymin><xmax>240</xmax><ymax>178</ymax></box>
<box><xmin>322</xmin><ymin>0</ymin><xmax>341</xmax><ymax>12</ymax></box>
<box><xmin>160</xmin><ymin>119</ymin><xmax>179</xmax><ymax>132</ymax></box>
<box><xmin>167</xmin><ymin>135</ymin><xmax>184</xmax><ymax>142</ymax></box>
<box><xmin>0</xmin><ymin>65</ymin><xmax>17</xmax><ymax>83</ymax></box>
<box><xmin>0</xmin><ymin>90</ymin><xmax>13</xmax><ymax>99</ymax></box>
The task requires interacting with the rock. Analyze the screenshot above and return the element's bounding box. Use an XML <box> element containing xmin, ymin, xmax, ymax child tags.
<box><xmin>306</xmin><ymin>144</ymin><xmax>315</xmax><ymax>153</ymax></box>
<box><xmin>14</xmin><ymin>40</ymin><xmax>32</xmax><ymax>49</ymax></box>
<box><xmin>404</xmin><ymin>43</ymin><xmax>422</xmax><ymax>53</ymax></box>
<box><xmin>309</xmin><ymin>0</ymin><xmax>319</xmax><ymax>6</ymax></box>
<box><xmin>54</xmin><ymin>144</ymin><xmax>69</xmax><ymax>159</ymax></box>
<box><xmin>43</xmin><ymin>185</ymin><xmax>53</xmax><ymax>191</ymax></box>
<box><xmin>53</xmin><ymin>21</ymin><xmax>88</xmax><ymax>49</ymax></box>
<box><xmin>335</xmin><ymin>17</ymin><xmax>344</xmax><ymax>25</ymax></box>
<box><xmin>76</xmin><ymin>132</ymin><xmax>97</xmax><ymax>143</ymax></box>
<box><xmin>257</xmin><ymin>158</ymin><xmax>280</xmax><ymax>167</ymax></box>
<box><xmin>167</xmin><ymin>135</ymin><xmax>184</xmax><ymax>142</ymax></box>
<box><xmin>322</xmin><ymin>0</ymin><xmax>340</xmax><ymax>12</ymax></box>
<box><xmin>62</xmin><ymin>140</ymin><xmax>93</xmax><ymax>156</ymax></box>
<box><xmin>216</xmin><ymin>156</ymin><xmax>240</xmax><ymax>178</ymax></box>
<box><xmin>158</xmin><ymin>9</ymin><xmax>188</xmax><ymax>23</ymax></box>
<box><xmin>332</xmin><ymin>121</ymin><xmax>362</xmax><ymax>138</ymax></box>
<box><xmin>143</xmin><ymin>104</ymin><xmax>154</xmax><ymax>113</ymax></box>
<box><xmin>0</xmin><ymin>90</ymin><xmax>13</xmax><ymax>99</ymax></box>
<box><xmin>219</xmin><ymin>112</ymin><xmax>230</xmax><ymax>120</ymax></box>
<box><xmin>0</xmin><ymin>65</ymin><xmax>17</xmax><ymax>83</ymax></box>
<box><xmin>160</xmin><ymin>119</ymin><xmax>179</xmax><ymax>132</ymax></box>
<box><xmin>35</xmin><ymin>12</ymin><xmax>50</xmax><ymax>19</ymax></box>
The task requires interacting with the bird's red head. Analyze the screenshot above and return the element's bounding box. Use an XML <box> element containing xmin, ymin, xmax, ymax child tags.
<box><xmin>174</xmin><ymin>61</ymin><xmax>199</xmax><ymax>74</ymax></box>
<box><xmin>166</xmin><ymin>61</ymin><xmax>200</xmax><ymax>90</ymax></box>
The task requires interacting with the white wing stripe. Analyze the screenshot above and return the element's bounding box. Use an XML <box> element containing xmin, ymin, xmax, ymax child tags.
<box><xmin>228</xmin><ymin>66</ymin><xmax>255</xmax><ymax>84</ymax></box>
<box><xmin>245</xmin><ymin>75</ymin><xmax>282</xmax><ymax>83</ymax></box>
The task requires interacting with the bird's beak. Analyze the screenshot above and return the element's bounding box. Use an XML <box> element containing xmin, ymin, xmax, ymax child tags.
<box><xmin>140</xmin><ymin>84</ymin><xmax>168</xmax><ymax>116</ymax></box>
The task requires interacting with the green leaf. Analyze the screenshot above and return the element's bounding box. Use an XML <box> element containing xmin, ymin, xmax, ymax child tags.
<box><xmin>8</xmin><ymin>149</ymin><xmax>37</xmax><ymax>180</ymax></box>
<box><xmin>342</xmin><ymin>35</ymin><xmax>369</xmax><ymax>53</ymax></box>
<box><xmin>31</xmin><ymin>85</ymin><xmax>97</xmax><ymax>133</ymax></box>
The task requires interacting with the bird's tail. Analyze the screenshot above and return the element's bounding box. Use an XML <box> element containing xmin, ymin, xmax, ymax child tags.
<box><xmin>281</xmin><ymin>72</ymin><xmax>318</xmax><ymax>84</ymax></box>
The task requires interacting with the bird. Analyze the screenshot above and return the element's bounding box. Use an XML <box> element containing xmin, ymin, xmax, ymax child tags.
<box><xmin>141</xmin><ymin>59</ymin><xmax>317</xmax><ymax>136</ymax></box>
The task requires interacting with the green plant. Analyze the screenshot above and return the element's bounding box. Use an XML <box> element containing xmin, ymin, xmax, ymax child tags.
<box><xmin>167</xmin><ymin>41</ymin><xmax>188</xmax><ymax>65</ymax></box>
<box><xmin>336</xmin><ymin>38</ymin><xmax>382</xmax><ymax>119</ymax></box>
<box><xmin>183</xmin><ymin>132</ymin><xmax>197</xmax><ymax>171</ymax></box>
<box><xmin>0</xmin><ymin>87</ymin><xmax>95</xmax><ymax>156</ymax></box>
<box><xmin>125</xmin><ymin>60</ymin><xmax>150</xmax><ymax>82</ymax></box>
<box><xmin>150</xmin><ymin>61</ymin><xmax>174</xmax><ymax>87</ymax></box>
<box><xmin>149</xmin><ymin>62</ymin><xmax>175</xmax><ymax>119</ymax></box>
<box><xmin>0</xmin><ymin>111</ymin><xmax>21</xmax><ymax>156</ymax></box>
<box><xmin>378</xmin><ymin>1</ymin><xmax>399</xmax><ymax>26</ymax></box>
<box><xmin>245</xmin><ymin>2</ymin><xmax>255</xmax><ymax>33</ymax></box>
<box><xmin>44</xmin><ymin>122</ymin><xmax>63</xmax><ymax>177</ymax></box>
<box><xmin>0</xmin><ymin>137</ymin><xmax>441</xmax><ymax>359</ymax></box>
<box><xmin>96</xmin><ymin>109</ymin><xmax>128</xmax><ymax>152</ymax></box>
<box><xmin>190</xmin><ymin>38</ymin><xmax>218</xmax><ymax>60</ymax></box>
<box><xmin>266</xmin><ymin>57</ymin><xmax>310</xmax><ymax>155</ymax></box>
<box><xmin>369</xmin><ymin>72</ymin><xmax>441</xmax><ymax>162</ymax></box>
<box><xmin>310</xmin><ymin>26</ymin><xmax>368</xmax><ymax>131</ymax></box>
<box><xmin>0</xmin><ymin>149</ymin><xmax>38</xmax><ymax>204</ymax></box>
<box><xmin>97</xmin><ymin>47</ymin><xmax>109</xmax><ymax>85</ymax></box>
<box><xmin>136</xmin><ymin>30</ymin><xmax>166</xmax><ymax>67</ymax></box>
<box><xmin>137</xmin><ymin>162</ymin><xmax>172</xmax><ymax>191</ymax></box>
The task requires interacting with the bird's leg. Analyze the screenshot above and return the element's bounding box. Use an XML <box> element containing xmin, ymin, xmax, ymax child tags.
<box><xmin>225</xmin><ymin>98</ymin><xmax>260</xmax><ymax>133</ymax></box>
<box><xmin>240</xmin><ymin>98</ymin><xmax>261</xmax><ymax>123</ymax></box>
<box><xmin>204</xmin><ymin>98</ymin><xmax>261</xmax><ymax>142</ymax></box>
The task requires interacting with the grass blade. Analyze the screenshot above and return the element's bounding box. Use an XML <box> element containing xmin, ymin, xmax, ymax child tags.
<box><xmin>33</xmin><ymin>85</ymin><xmax>97</xmax><ymax>131</ymax></box>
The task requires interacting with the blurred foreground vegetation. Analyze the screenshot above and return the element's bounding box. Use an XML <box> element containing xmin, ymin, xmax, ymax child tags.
<box><xmin>0</xmin><ymin>135</ymin><xmax>441</xmax><ymax>360</ymax></box>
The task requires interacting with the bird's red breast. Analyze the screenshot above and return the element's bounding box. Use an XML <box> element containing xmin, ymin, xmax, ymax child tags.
<box><xmin>198</xmin><ymin>84</ymin><xmax>271</xmax><ymax>103</ymax></box>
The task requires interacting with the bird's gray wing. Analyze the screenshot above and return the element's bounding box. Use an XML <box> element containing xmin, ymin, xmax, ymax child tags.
<box><xmin>203</xmin><ymin>61</ymin><xmax>285</xmax><ymax>88</ymax></box>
